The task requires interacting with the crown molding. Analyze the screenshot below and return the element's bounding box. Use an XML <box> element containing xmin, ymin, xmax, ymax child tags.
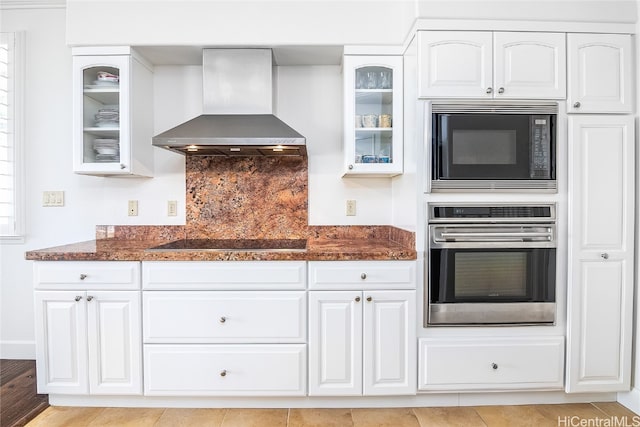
<box><xmin>1</xmin><ymin>0</ymin><xmax>66</xmax><ymax>9</ymax></box>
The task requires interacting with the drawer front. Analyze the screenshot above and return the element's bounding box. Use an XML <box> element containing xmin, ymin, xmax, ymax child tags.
<box><xmin>419</xmin><ymin>337</ymin><xmax>564</xmax><ymax>391</ymax></box>
<box><xmin>309</xmin><ymin>261</ymin><xmax>416</xmax><ymax>290</ymax></box>
<box><xmin>143</xmin><ymin>261</ymin><xmax>306</xmax><ymax>290</ymax></box>
<box><xmin>144</xmin><ymin>344</ymin><xmax>306</xmax><ymax>396</ymax></box>
<box><xmin>143</xmin><ymin>291</ymin><xmax>306</xmax><ymax>343</ymax></box>
<box><xmin>34</xmin><ymin>261</ymin><xmax>140</xmax><ymax>290</ymax></box>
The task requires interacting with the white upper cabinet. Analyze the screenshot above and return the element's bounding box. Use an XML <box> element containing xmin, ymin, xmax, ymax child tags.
<box><xmin>566</xmin><ymin>116</ymin><xmax>634</xmax><ymax>393</ymax></box>
<box><xmin>418</xmin><ymin>31</ymin><xmax>566</xmax><ymax>99</ymax></box>
<box><xmin>567</xmin><ymin>34</ymin><xmax>632</xmax><ymax>113</ymax></box>
<box><xmin>418</xmin><ymin>31</ymin><xmax>492</xmax><ymax>98</ymax></box>
<box><xmin>72</xmin><ymin>47</ymin><xmax>153</xmax><ymax>177</ymax></box>
<box><xmin>343</xmin><ymin>55</ymin><xmax>403</xmax><ymax>176</ymax></box>
<box><xmin>494</xmin><ymin>32</ymin><xmax>566</xmax><ymax>99</ymax></box>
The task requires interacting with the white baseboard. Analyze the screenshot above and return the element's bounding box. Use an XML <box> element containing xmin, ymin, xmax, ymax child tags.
<box><xmin>0</xmin><ymin>340</ymin><xmax>36</xmax><ymax>359</ymax></box>
<box><xmin>48</xmin><ymin>391</ymin><xmax>616</xmax><ymax>409</ymax></box>
<box><xmin>618</xmin><ymin>387</ymin><xmax>640</xmax><ymax>414</ymax></box>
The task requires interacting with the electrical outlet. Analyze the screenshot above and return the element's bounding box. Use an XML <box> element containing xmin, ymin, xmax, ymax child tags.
<box><xmin>346</xmin><ymin>200</ymin><xmax>356</xmax><ymax>216</ymax></box>
<box><xmin>167</xmin><ymin>200</ymin><xmax>178</xmax><ymax>216</ymax></box>
<box><xmin>128</xmin><ymin>200</ymin><xmax>138</xmax><ymax>216</ymax></box>
<box><xmin>42</xmin><ymin>191</ymin><xmax>64</xmax><ymax>207</ymax></box>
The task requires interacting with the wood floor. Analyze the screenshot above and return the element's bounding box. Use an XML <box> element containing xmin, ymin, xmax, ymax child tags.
<box><xmin>0</xmin><ymin>360</ymin><xmax>49</xmax><ymax>427</ymax></box>
<box><xmin>24</xmin><ymin>402</ymin><xmax>639</xmax><ymax>426</ymax></box>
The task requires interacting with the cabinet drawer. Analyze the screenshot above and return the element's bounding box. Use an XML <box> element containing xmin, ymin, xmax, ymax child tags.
<box><xmin>419</xmin><ymin>337</ymin><xmax>564</xmax><ymax>391</ymax></box>
<box><xmin>309</xmin><ymin>261</ymin><xmax>415</xmax><ymax>290</ymax></box>
<box><xmin>142</xmin><ymin>261</ymin><xmax>306</xmax><ymax>290</ymax></box>
<box><xmin>144</xmin><ymin>344</ymin><xmax>306</xmax><ymax>396</ymax></box>
<box><xmin>143</xmin><ymin>291</ymin><xmax>306</xmax><ymax>343</ymax></box>
<box><xmin>34</xmin><ymin>261</ymin><xmax>140</xmax><ymax>290</ymax></box>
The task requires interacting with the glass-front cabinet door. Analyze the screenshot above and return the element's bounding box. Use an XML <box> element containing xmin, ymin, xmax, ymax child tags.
<box><xmin>73</xmin><ymin>55</ymin><xmax>129</xmax><ymax>174</ymax></box>
<box><xmin>72</xmin><ymin>47</ymin><xmax>153</xmax><ymax>177</ymax></box>
<box><xmin>343</xmin><ymin>55</ymin><xmax>403</xmax><ymax>176</ymax></box>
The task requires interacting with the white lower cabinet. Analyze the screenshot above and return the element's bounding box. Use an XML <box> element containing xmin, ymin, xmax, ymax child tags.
<box><xmin>33</xmin><ymin>261</ymin><xmax>142</xmax><ymax>395</ymax></box>
<box><xmin>418</xmin><ymin>337</ymin><xmax>565</xmax><ymax>391</ymax></box>
<box><xmin>144</xmin><ymin>344</ymin><xmax>306</xmax><ymax>396</ymax></box>
<box><xmin>141</xmin><ymin>261</ymin><xmax>308</xmax><ymax>397</ymax></box>
<box><xmin>308</xmin><ymin>290</ymin><xmax>416</xmax><ymax>396</ymax></box>
<box><xmin>34</xmin><ymin>290</ymin><xmax>142</xmax><ymax>395</ymax></box>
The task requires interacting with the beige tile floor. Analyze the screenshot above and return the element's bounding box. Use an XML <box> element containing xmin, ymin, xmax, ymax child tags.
<box><xmin>25</xmin><ymin>402</ymin><xmax>638</xmax><ymax>427</ymax></box>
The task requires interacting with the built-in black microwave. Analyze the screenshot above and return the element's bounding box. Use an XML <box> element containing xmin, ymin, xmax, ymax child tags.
<box><xmin>431</xmin><ymin>102</ymin><xmax>557</xmax><ymax>192</ymax></box>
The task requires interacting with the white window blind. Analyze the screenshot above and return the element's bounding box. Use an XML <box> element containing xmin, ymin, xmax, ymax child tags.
<box><xmin>0</xmin><ymin>32</ymin><xmax>23</xmax><ymax>239</ymax></box>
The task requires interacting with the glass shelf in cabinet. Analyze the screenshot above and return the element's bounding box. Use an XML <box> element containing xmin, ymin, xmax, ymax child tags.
<box><xmin>355</xmin><ymin>90</ymin><xmax>393</xmax><ymax>104</ymax></box>
<box><xmin>355</xmin><ymin>127</ymin><xmax>393</xmax><ymax>132</ymax></box>
<box><xmin>83</xmin><ymin>90</ymin><xmax>119</xmax><ymax>105</ymax></box>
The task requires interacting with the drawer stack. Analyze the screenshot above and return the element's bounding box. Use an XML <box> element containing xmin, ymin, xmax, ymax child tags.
<box><xmin>142</xmin><ymin>261</ymin><xmax>307</xmax><ymax>396</ymax></box>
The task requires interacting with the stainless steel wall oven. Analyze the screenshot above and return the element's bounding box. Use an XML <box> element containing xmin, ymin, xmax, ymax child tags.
<box><xmin>427</xmin><ymin>204</ymin><xmax>557</xmax><ymax>326</ymax></box>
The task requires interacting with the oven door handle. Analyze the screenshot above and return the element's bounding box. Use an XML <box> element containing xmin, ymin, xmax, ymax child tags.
<box><xmin>437</xmin><ymin>231</ymin><xmax>553</xmax><ymax>242</ymax></box>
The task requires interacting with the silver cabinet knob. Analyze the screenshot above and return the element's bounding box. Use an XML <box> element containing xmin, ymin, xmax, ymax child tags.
<box><xmin>366</xmin><ymin>296</ymin><xmax>372</xmax><ymax>302</ymax></box>
<box><xmin>355</xmin><ymin>296</ymin><xmax>361</xmax><ymax>302</ymax></box>
<box><xmin>79</xmin><ymin>274</ymin><xmax>87</xmax><ymax>280</ymax></box>
<box><xmin>360</xmin><ymin>273</ymin><xmax>367</xmax><ymax>280</ymax></box>
<box><xmin>573</xmin><ymin>101</ymin><xmax>581</xmax><ymax>108</ymax></box>
<box><xmin>120</xmin><ymin>164</ymin><xmax>126</xmax><ymax>170</ymax></box>
<box><xmin>491</xmin><ymin>363</ymin><xmax>498</xmax><ymax>370</ymax></box>
<box><xmin>601</xmin><ymin>253</ymin><xmax>609</xmax><ymax>260</ymax></box>
<box><xmin>498</xmin><ymin>87</ymin><xmax>505</xmax><ymax>94</ymax></box>
<box><xmin>219</xmin><ymin>316</ymin><xmax>227</xmax><ymax>324</ymax></box>
<box><xmin>220</xmin><ymin>370</ymin><xmax>227</xmax><ymax>377</ymax></box>
<box><xmin>86</xmin><ymin>295</ymin><xmax>94</xmax><ymax>302</ymax></box>
<box><xmin>75</xmin><ymin>296</ymin><xmax>82</xmax><ymax>302</ymax></box>
<box><xmin>348</xmin><ymin>164</ymin><xmax>354</xmax><ymax>170</ymax></box>
<box><xmin>486</xmin><ymin>87</ymin><xmax>493</xmax><ymax>94</ymax></box>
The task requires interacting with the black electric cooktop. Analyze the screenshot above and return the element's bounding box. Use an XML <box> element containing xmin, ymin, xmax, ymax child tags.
<box><xmin>147</xmin><ymin>238</ymin><xmax>308</xmax><ymax>252</ymax></box>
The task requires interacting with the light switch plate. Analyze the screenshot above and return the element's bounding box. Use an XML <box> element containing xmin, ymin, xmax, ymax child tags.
<box><xmin>42</xmin><ymin>191</ymin><xmax>64</xmax><ymax>207</ymax></box>
<box><xmin>167</xmin><ymin>200</ymin><xmax>177</xmax><ymax>216</ymax></box>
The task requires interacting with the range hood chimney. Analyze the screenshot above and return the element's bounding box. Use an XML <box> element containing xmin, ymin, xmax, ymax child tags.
<box><xmin>152</xmin><ymin>49</ymin><xmax>306</xmax><ymax>156</ymax></box>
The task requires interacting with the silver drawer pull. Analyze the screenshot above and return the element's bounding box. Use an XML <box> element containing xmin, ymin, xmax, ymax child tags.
<box><xmin>366</xmin><ymin>296</ymin><xmax>372</xmax><ymax>302</ymax></box>
<box><xmin>75</xmin><ymin>296</ymin><xmax>82</xmax><ymax>302</ymax></box>
<box><xmin>79</xmin><ymin>274</ymin><xmax>87</xmax><ymax>280</ymax></box>
<box><xmin>355</xmin><ymin>296</ymin><xmax>361</xmax><ymax>302</ymax></box>
<box><xmin>219</xmin><ymin>316</ymin><xmax>227</xmax><ymax>324</ymax></box>
<box><xmin>491</xmin><ymin>363</ymin><xmax>498</xmax><ymax>370</ymax></box>
<box><xmin>360</xmin><ymin>273</ymin><xmax>367</xmax><ymax>280</ymax></box>
<box><xmin>601</xmin><ymin>253</ymin><xmax>609</xmax><ymax>260</ymax></box>
<box><xmin>86</xmin><ymin>296</ymin><xmax>94</xmax><ymax>302</ymax></box>
<box><xmin>220</xmin><ymin>370</ymin><xmax>227</xmax><ymax>377</ymax></box>
<box><xmin>573</xmin><ymin>101</ymin><xmax>581</xmax><ymax>108</ymax></box>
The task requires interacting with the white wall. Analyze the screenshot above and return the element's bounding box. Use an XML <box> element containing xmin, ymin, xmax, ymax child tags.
<box><xmin>415</xmin><ymin>0</ymin><xmax>637</xmax><ymax>23</ymax></box>
<box><xmin>66</xmin><ymin>0</ymin><xmax>416</xmax><ymax>47</ymax></box>
<box><xmin>618</xmin><ymin>1</ymin><xmax>640</xmax><ymax>412</ymax></box>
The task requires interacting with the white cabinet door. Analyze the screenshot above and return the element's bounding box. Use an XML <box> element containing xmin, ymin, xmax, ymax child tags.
<box><xmin>363</xmin><ymin>291</ymin><xmax>416</xmax><ymax>395</ymax></box>
<box><xmin>34</xmin><ymin>291</ymin><xmax>88</xmax><ymax>394</ymax></box>
<box><xmin>567</xmin><ymin>116</ymin><xmax>634</xmax><ymax>393</ymax></box>
<box><xmin>308</xmin><ymin>291</ymin><xmax>363</xmax><ymax>396</ymax></box>
<box><xmin>343</xmin><ymin>55</ymin><xmax>404</xmax><ymax>176</ymax></box>
<box><xmin>567</xmin><ymin>34</ymin><xmax>632</xmax><ymax>113</ymax></box>
<box><xmin>418</xmin><ymin>31</ymin><xmax>493</xmax><ymax>98</ymax></box>
<box><xmin>494</xmin><ymin>32</ymin><xmax>566</xmax><ymax>99</ymax></box>
<box><xmin>87</xmin><ymin>291</ymin><xmax>142</xmax><ymax>395</ymax></box>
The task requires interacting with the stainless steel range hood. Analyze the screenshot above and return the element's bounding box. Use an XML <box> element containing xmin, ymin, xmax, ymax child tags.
<box><xmin>152</xmin><ymin>49</ymin><xmax>306</xmax><ymax>156</ymax></box>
